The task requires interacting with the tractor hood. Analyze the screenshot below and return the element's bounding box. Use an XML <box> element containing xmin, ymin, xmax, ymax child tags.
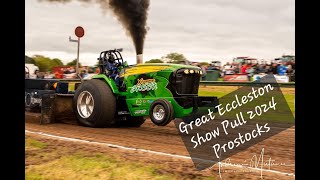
<box><xmin>120</xmin><ymin>63</ymin><xmax>201</xmax><ymax>78</ymax></box>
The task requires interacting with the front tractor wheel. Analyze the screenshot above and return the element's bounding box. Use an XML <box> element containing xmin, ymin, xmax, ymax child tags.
<box><xmin>149</xmin><ymin>99</ymin><xmax>174</xmax><ymax>126</ymax></box>
<box><xmin>73</xmin><ymin>79</ymin><xmax>116</xmax><ymax>127</ymax></box>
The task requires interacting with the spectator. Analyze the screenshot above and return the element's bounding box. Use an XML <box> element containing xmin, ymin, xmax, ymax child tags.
<box><xmin>64</xmin><ymin>68</ymin><xmax>71</xmax><ymax>74</ymax></box>
<box><xmin>287</xmin><ymin>64</ymin><xmax>293</xmax><ymax>73</ymax></box>
<box><xmin>96</xmin><ymin>68</ymin><xmax>100</xmax><ymax>74</ymax></box>
<box><xmin>232</xmin><ymin>62</ymin><xmax>240</xmax><ymax>74</ymax></box>
<box><xmin>246</xmin><ymin>64</ymin><xmax>255</xmax><ymax>79</ymax></box>
<box><xmin>207</xmin><ymin>63</ymin><xmax>218</xmax><ymax>70</ymax></box>
<box><xmin>201</xmin><ymin>66</ymin><xmax>207</xmax><ymax>80</ymax></box>
<box><xmin>291</xmin><ymin>61</ymin><xmax>295</xmax><ymax>73</ymax></box>
<box><xmin>241</xmin><ymin>63</ymin><xmax>248</xmax><ymax>74</ymax></box>
<box><xmin>277</xmin><ymin>62</ymin><xmax>288</xmax><ymax>75</ymax></box>
<box><xmin>70</xmin><ymin>67</ymin><xmax>75</xmax><ymax>73</ymax></box>
<box><xmin>80</xmin><ymin>70</ymin><xmax>88</xmax><ymax>78</ymax></box>
<box><xmin>88</xmin><ymin>68</ymin><xmax>94</xmax><ymax>74</ymax></box>
<box><xmin>265</xmin><ymin>64</ymin><xmax>272</xmax><ymax>74</ymax></box>
<box><xmin>271</xmin><ymin>63</ymin><xmax>278</xmax><ymax>74</ymax></box>
<box><xmin>257</xmin><ymin>64</ymin><xmax>266</xmax><ymax>74</ymax></box>
<box><xmin>222</xmin><ymin>62</ymin><xmax>235</xmax><ymax>75</ymax></box>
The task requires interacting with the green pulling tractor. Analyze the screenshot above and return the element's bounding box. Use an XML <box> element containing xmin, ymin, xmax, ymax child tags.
<box><xmin>73</xmin><ymin>49</ymin><xmax>218</xmax><ymax>127</ymax></box>
<box><xmin>25</xmin><ymin>49</ymin><xmax>218</xmax><ymax>127</ymax></box>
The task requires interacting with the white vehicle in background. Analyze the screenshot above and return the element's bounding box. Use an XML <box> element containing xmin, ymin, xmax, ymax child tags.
<box><xmin>25</xmin><ymin>64</ymin><xmax>39</xmax><ymax>79</ymax></box>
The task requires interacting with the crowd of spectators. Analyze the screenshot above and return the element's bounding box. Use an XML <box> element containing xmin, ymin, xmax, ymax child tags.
<box><xmin>196</xmin><ymin>60</ymin><xmax>295</xmax><ymax>81</ymax></box>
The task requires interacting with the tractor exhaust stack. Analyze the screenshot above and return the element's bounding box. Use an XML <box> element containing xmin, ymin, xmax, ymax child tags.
<box><xmin>137</xmin><ymin>54</ymin><xmax>143</xmax><ymax>64</ymax></box>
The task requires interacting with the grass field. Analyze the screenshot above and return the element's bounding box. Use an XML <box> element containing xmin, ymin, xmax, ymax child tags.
<box><xmin>26</xmin><ymin>138</ymin><xmax>176</xmax><ymax>180</ymax></box>
<box><xmin>25</xmin><ymin>137</ymin><xmax>214</xmax><ymax>180</ymax></box>
<box><xmin>199</xmin><ymin>86</ymin><xmax>295</xmax><ymax>115</ymax></box>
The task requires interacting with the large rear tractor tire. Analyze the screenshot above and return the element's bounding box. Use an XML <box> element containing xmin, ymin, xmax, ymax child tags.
<box><xmin>149</xmin><ymin>99</ymin><xmax>174</xmax><ymax>126</ymax></box>
<box><xmin>73</xmin><ymin>79</ymin><xmax>116</xmax><ymax>127</ymax></box>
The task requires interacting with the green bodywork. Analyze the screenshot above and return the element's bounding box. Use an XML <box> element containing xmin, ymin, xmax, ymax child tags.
<box><xmin>92</xmin><ymin>63</ymin><xmax>201</xmax><ymax>118</ymax></box>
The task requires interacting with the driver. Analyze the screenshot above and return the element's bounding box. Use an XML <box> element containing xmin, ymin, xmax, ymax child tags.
<box><xmin>106</xmin><ymin>53</ymin><xmax>120</xmax><ymax>86</ymax></box>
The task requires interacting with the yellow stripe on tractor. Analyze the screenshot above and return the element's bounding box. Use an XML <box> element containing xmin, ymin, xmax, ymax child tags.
<box><xmin>120</xmin><ymin>65</ymin><xmax>170</xmax><ymax>77</ymax></box>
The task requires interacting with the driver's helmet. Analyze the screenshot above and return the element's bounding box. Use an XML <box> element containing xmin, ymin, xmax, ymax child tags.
<box><xmin>107</xmin><ymin>53</ymin><xmax>116</xmax><ymax>63</ymax></box>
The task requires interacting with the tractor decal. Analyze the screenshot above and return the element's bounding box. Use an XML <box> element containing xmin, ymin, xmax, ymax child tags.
<box><xmin>130</xmin><ymin>78</ymin><xmax>158</xmax><ymax>93</ymax></box>
<box><xmin>134</xmin><ymin>109</ymin><xmax>147</xmax><ymax>115</ymax></box>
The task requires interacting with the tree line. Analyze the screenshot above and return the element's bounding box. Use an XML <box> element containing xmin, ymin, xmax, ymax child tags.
<box><xmin>25</xmin><ymin>55</ymin><xmax>81</xmax><ymax>72</ymax></box>
<box><xmin>26</xmin><ymin>52</ymin><xmax>210</xmax><ymax>72</ymax></box>
<box><xmin>145</xmin><ymin>52</ymin><xmax>209</xmax><ymax>66</ymax></box>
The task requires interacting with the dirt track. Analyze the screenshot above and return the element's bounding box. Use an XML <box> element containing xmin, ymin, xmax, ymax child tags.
<box><xmin>26</xmin><ymin>113</ymin><xmax>295</xmax><ymax>179</ymax></box>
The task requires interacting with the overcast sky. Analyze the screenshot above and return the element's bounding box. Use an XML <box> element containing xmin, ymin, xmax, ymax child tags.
<box><xmin>25</xmin><ymin>0</ymin><xmax>295</xmax><ymax>66</ymax></box>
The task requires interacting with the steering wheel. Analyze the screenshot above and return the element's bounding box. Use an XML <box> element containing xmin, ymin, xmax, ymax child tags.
<box><xmin>115</xmin><ymin>62</ymin><xmax>122</xmax><ymax>67</ymax></box>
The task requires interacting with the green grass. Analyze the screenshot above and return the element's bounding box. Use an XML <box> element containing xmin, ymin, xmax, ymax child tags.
<box><xmin>284</xmin><ymin>94</ymin><xmax>295</xmax><ymax>115</ymax></box>
<box><xmin>25</xmin><ymin>137</ymin><xmax>211</xmax><ymax>180</ymax></box>
<box><xmin>25</xmin><ymin>172</ymin><xmax>44</xmax><ymax>180</ymax></box>
<box><xmin>26</xmin><ymin>138</ymin><xmax>47</xmax><ymax>149</ymax></box>
<box><xmin>28</xmin><ymin>155</ymin><xmax>171</xmax><ymax>180</ymax></box>
<box><xmin>26</xmin><ymin>153</ymin><xmax>178</xmax><ymax>180</ymax></box>
<box><xmin>198</xmin><ymin>87</ymin><xmax>295</xmax><ymax>124</ymax></box>
<box><xmin>199</xmin><ymin>87</ymin><xmax>295</xmax><ymax>114</ymax></box>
